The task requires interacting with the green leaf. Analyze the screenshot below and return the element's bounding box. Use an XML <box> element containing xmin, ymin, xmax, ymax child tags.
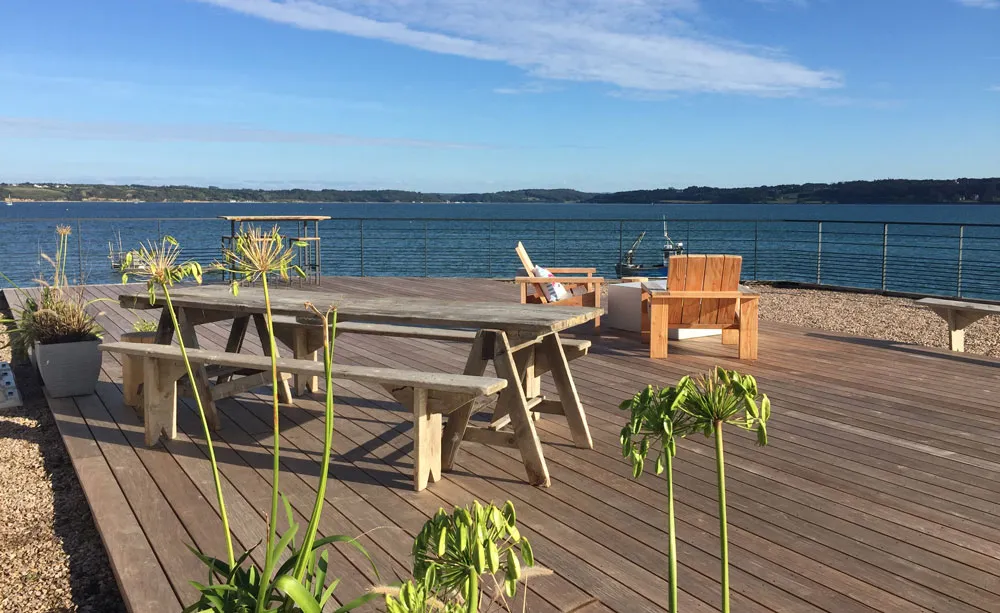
<box><xmin>506</xmin><ymin>548</ymin><xmax>521</xmax><ymax>582</ymax></box>
<box><xmin>475</xmin><ymin>540</ymin><xmax>487</xmax><ymax>574</ymax></box>
<box><xmin>332</xmin><ymin>590</ymin><xmax>380</xmax><ymax>612</ymax></box>
<box><xmin>274</xmin><ymin>575</ymin><xmax>321</xmax><ymax>613</ymax></box>
<box><xmin>437</xmin><ymin>526</ymin><xmax>448</xmax><ymax>556</ymax></box>
<box><xmin>502</xmin><ymin>500</ymin><xmax>516</xmax><ymax>526</ymax></box>
<box><xmin>655</xmin><ymin>452</ymin><xmax>665</xmax><ymax>475</ymax></box>
<box><xmin>521</xmin><ymin>537</ymin><xmax>534</xmax><ymax>567</ymax></box>
<box><xmin>487</xmin><ymin>539</ymin><xmax>500</xmax><ymax>573</ymax></box>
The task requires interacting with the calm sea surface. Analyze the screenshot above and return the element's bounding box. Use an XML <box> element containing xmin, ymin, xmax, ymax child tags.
<box><xmin>2</xmin><ymin>201</ymin><xmax>1000</xmax><ymax>223</ymax></box>
<box><xmin>1</xmin><ymin>201</ymin><xmax>998</xmax><ymax>299</ymax></box>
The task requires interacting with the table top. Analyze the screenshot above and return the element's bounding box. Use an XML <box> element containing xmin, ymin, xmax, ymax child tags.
<box><xmin>218</xmin><ymin>215</ymin><xmax>331</xmax><ymax>222</ymax></box>
<box><xmin>120</xmin><ymin>285</ymin><xmax>600</xmax><ymax>335</ymax></box>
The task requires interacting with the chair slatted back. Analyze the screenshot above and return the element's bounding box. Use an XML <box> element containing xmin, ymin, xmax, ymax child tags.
<box><xmin>667</xmin><ymin>255</ymin><xmax>742</xmax><ymax>325</ymax></box>
<box><xmin>515</xmin><ymin>241</ymin><xmax>549</xmax><ymax>303</ymax></box>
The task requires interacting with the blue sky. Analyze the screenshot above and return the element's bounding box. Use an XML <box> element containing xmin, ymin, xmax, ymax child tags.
<box><xmin>0</xmin><ymin>0</ymin><xmax>997</xmax><ymax>192</ymax></box>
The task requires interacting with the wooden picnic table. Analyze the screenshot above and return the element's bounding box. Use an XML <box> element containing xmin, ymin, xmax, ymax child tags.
<box><xmin>119</xmin><ymin>285</ymin><xmax>601</xmax><ymax>486</ymax></box>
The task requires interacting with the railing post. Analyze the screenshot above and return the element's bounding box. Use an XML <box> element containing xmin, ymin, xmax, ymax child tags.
<box><xmin>816</xmin><ymin>221</ymin><xmax>823</xmax><ymax>284</ymax></box>
<box><xmin>424</xmin><ymin>220</ymin><xmax>428</xmax><ymax>277</ymax></box>
<box><xmin>76</xmin><ymin>219</ymin><xmax>83</xmax><ymax>284</ymax></box>
<box><xmin>957</xmin><ymin>225</ymin><xmax>965</xmax><ymax>297</ymax></box>
<box><xmin>488</xmin><ymin>220</ymin><xmax>493</xmax><ymax>277</ymax></box>
<box><xmin>881</xmin><ymin>223</ymin><xmax>888</xmax><ymax>291</ymax></box>
<box><xmin>753</xmin><ymin>221</ymin><xmax>759</xmax><ymax>281</ymax></box>
<box><xmin>157</xmin><ymin>219</ymin><xmax>162</xmax><ymax>242</ymax></box>
<box><xmin>359</xmin><ymin>219</ymin><xmax>365</xmax><ymax>277</ymax></box>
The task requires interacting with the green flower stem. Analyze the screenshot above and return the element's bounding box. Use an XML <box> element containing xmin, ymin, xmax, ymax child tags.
<box><xmin>665</xmin><ymin>445</ymin><xmax>678</xmax><ymax>613</ymax></box>
<box><xmin>162</xmin><ymin>285</ymin><xmax>234</xmax><ymax>567</ymax></box>
<box><xmin>714</xmin><ymin>422</ymin><xmax>730</xmax><ymax>613</ymax></box>
<box><xmin>257</xmin><ymin>273</ymin><xmax>282</xmax><ymax>613</ymax></box>
<box><xmin>466</xmin><ymin>571</ymin><xmax>479</xmax><ymax>613</ymax></box>
<box><xmin>292</xmin><ymin>311</ymin><xmax>337</xmax><ymax>581</ymax></box>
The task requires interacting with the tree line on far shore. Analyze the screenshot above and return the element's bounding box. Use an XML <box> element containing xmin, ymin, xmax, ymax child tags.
<box><xmin>2</xmin><ymin>177</ymin><xmax>997</xmax><ymax>204</ymax></box>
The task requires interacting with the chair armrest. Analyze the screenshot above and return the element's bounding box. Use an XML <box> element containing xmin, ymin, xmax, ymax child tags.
<box><xmin>546</xmin><ymin>267</ymin><xmax>597</xmax><ymax>274</ymax></box>
<box><xmin>515</xmin><ymin>277</ymin><xmax>605</xmax><ymax>285</ymax></box>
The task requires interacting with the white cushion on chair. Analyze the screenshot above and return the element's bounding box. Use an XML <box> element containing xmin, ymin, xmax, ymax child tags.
<box><xmin>532</xmin><ymin>266</ymin><xmax>570</xmax><ymax>301</ymax></box>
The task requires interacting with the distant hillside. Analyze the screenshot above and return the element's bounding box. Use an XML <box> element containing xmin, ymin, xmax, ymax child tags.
<box><xmin>0</xmin><ymin>183</ymin><xmax>595</xmax><ymax>203</ymax></box>
<box><xmin>586</xmin><ymin>178</ymin><xmax>1000</xmax><ymax>204</ymax></box>
<box><xmin>2</xmin><ymin>178</ymin><xmax>998</xmax><ymax>204</ymax></box>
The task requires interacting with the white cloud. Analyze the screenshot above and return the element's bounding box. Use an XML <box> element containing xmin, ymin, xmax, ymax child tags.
<box><xmin>989</xmin><ymin>85</ymin><xmax>1000</xmax><ymax>91</ymax></box>
<box><xmin>196</xmin><ymin>0</ymin><xmax>841</xmax><ymax>95</ymax></box>
<box><xmin>956</xmin><ymin>0</ymin><xmax>999</xmax><ymax>7</ymax></box>
<box><xmin>0</xmin><ymin>116</ymin><xmax>482</xmax><ymax>148</ymax></box>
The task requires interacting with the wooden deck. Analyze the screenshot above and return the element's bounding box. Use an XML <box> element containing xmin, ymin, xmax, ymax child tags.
<box><xmin>8</xmin><ymin>277</ymin><xmax>1000</xmax><ymax>613</ymax></box>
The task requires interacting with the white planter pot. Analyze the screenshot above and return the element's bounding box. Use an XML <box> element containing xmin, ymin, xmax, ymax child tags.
<box><xmin>34</xmin><ymin>339</ymin><xmax>103</xmax><ymax>398</ymax></box>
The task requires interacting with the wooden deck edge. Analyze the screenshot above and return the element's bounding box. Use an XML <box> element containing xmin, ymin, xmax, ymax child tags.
<box><xmin>44</xmin><ymin>388</ymin><xmax>181</xmax><ymax>613</ymax></box>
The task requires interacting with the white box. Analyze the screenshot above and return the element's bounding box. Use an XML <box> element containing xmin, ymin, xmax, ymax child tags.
<box><xmin>607</xmin><ymin>281</ymin><xmax>722</xmax><ymax>339</ymax></box>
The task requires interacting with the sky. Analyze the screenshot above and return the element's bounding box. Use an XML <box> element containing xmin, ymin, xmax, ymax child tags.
<box><xmin>0</xmin><ymin>0</ymin><xmax>997</xmax><ymax>192</ymax></box>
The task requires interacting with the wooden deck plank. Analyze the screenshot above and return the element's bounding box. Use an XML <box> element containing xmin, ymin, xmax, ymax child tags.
<box><xmin>326</xmin><ymin>330</ymin><xmax>961</xmax><ymax>613</ymax></box>
<box><xmin>46</xmin><ymin>393</ymin><xmax>182</xmax><ymax>613</ymax></box>
<box><xmin>11</xmin><ymin>277</ymin><xmax>1000</xmax><ymax>613</ymax></box>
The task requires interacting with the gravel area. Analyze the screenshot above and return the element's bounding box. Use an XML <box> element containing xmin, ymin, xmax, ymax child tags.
<box><xmin>750</xmin><ymin>284</ymin><xmax>1000</xmax><ymax>358</ymax></box>
<box><xmin>0</xmin><ymin>328</ymin><xmax>125</xmax><ymax>613</ymax></box>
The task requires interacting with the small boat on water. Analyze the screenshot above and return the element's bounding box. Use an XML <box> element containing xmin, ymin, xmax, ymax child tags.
<box><xmin>4</xmin><ymin>194</ymin><xmax>12</xmax><ymax>206</ymax></box>
<box><xmin>615</xmin><ymin>218</ymin><xmax>685</xmax><ymax>278</ymax></box>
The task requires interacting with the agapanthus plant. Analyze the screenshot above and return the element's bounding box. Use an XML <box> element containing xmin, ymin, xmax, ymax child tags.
<box><xmin>680</xmin><ymin>368</ymin><xmax>770</xmax><ymax>613</ymax></box>
<box><xmin>620</xmin><ymin>382</ymin><xmax>694</xmax><ymax>613</ymax></box>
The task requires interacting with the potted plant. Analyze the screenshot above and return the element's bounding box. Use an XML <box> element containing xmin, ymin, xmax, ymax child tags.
<box><xmin>26</xmin><ymin>289</ymin><xmax>104</xmax><ymax>397</ymax></box>
<box><xmin>5</xmin><ymin>226</ymin><xmax>105</xmax><ymax>397</ymax></box>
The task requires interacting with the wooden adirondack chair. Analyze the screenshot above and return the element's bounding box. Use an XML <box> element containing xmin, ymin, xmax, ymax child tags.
<box><xmin>514</xmin><ymin>241</ymin><xmax>604</xmax><ymax>330</ymax></box>
<box><xmin>640</xmin><ymin>254</ymin><xmax>759</xmax><ymax>360</ymax></box>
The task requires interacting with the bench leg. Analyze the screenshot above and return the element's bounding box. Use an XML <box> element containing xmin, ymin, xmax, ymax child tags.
<box><xmin>542</xmin><ymin>333</ymin><xmax>592</xmax><ymax>449</ymax></box>
<box><xmin>412</xmin><ymin>388</ymin><xmax>441</xmax><ymax>491</ymax></box>
<box><xmin>722</xmin><ymin>329</ymin><xmax>739</xmax><ymax>345</ymax></box>
<box><xmin>292</xmin><ymin>328</ymin><xmax>319</xmax><ymax>395</ymax></box>
<box><xmin>123</xmin><ymin>354</ymin><xmax>144</xmax><ymax>409</ymax></box>
<box><xmin>739</xmin><ymin>298</ymin><xmax>759</xmax><ymax>361</ymax></box>
<box><xmin>649</xmin><ymin>296</ymin><xmax>669</xmax><ymax>359</ymax></box>
<box><xmin>521</xmin><ymin>344</ymin><xmax>542</xmax><ymax>422</ymax></box>
<box><xmin>253</xmin><ymin>314</ymin><xmax>294</xmax><ymax>404</ymax></box>
<box><xmin>143</xmin><ymin>359</ymin><xmax>184</xmax><ymax>446</ymax></box>
<box><xmin>218</xmin><ymin>316</ymin><xmax>250</xmax><ymax>384</ymax></box>
<box><xmin>493</xmin><ymin>332</ymin><xmax>550</xmax><ymax>487</ymax></box>
<box><xmin>442</xmin><ymin>331</ymin><xmax>489</xmax><ymax>471</ymax></box>
<box><xmin>177</xmin><ymin>308</ymin><xmax>220</xmax><ymax>430</ymax></box>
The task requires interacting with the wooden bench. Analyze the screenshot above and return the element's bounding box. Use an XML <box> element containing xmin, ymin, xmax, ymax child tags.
<box><xmin>100</xmin><ymin>342</ymin><xmax>507</xmax><ymax>490</ymax></box>
<box><xmin>916</xmin><ymin>297</ymin><xmax>1000</xmax><ymax>352</ymax></box>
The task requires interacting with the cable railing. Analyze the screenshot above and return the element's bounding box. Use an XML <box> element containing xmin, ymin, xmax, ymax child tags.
<box><xmin>0</xmin><ymin>216</ymin><xmax>997</xmax><ymax>301</ymax></box>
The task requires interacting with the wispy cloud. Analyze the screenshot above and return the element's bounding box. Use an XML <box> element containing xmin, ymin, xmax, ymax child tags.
<box><xmin>989</xmin><ymin>85</ymin><xmax>1000</xmax><ymax>91</ymax></box>
<box><xmin>956</xmin><ymin>0</ymin><xmax>999</xmax><ymax>8</ymax></box>
<box><xmin>0</xmin><ymin>116</ymin><xmax>483</xmax><ymax>149</ymax></box>
<box><xmin>493</xmin><ymin>82</ymin><xmax>560</xmax><ymax>95</ymax></box>
<box><xmin>0</xmin><ymin>68</ymin><xmax>390</xmax><ymax>112</ymax></box>
<box><xmin>196</xmin><ymin>0</ymin><xmax>841</xmax><ymax>96</ymax></box>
